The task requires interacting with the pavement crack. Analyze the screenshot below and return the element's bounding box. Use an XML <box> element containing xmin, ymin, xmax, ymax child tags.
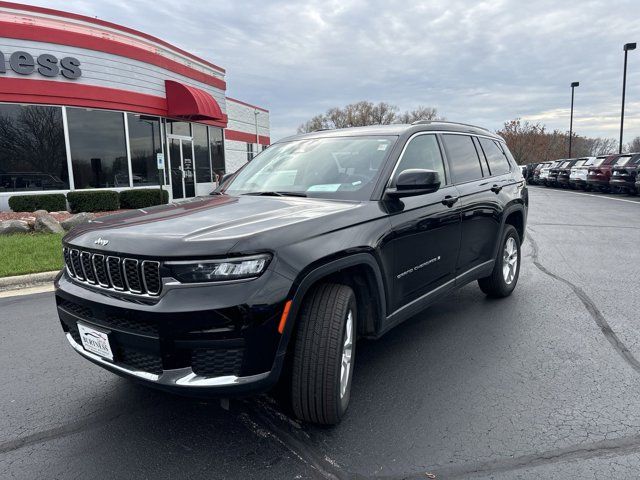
<box><xmin>527</xmin><ymin>231</ymin><xmax>640</xmax><ymax>375</ymax></box>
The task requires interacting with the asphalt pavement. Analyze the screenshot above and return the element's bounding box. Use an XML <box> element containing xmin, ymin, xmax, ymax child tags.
<box><xmin>2</xmin><ymin>186</ymin><xmax>640</xmax><ymax>479</ymax></box>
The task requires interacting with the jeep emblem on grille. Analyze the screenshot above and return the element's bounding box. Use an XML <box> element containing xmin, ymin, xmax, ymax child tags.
<box><xmin>94</xmin><ymin>238</ymin><xmax>109</xmax><ymax>246</ymax></box>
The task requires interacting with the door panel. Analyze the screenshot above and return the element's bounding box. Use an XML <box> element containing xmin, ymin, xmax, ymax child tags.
<box><xmin>386</xmin><ymin>186</ymin><xmax>462</xmax><ymax>312</ymax></box>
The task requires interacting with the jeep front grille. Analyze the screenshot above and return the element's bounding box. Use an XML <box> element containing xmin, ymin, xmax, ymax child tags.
<box><xmin>63</xmin><ymin>247</ymin><xmax>162</xmax><ymax>296</ymax></box>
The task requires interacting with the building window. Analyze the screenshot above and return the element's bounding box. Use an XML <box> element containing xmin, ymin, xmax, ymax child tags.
<box><xmin>67</xmin><ymin>108</ymin><xmax>129</xmax><ymax>189</ymax></box>
<box><xmin>208</xmin><ymin>127</ymin><xmax>225</xmax><ymax>181</ymax></box>
<box><xmin>127</xmin><ymin>114</ymin><xmax>163</xmax><ymax>186</ymax></box>
<box><xmin>192</xmin><ymin>123</ymin><xmax>212</xmax><ymax>183</ymax></box>
<box><xmin>166</xmin><ymin>119</ymin><xmax>191</xmax><ymax>136</ymax></box>
<box><xmin>247</xmin><ymin>143</ymin><xmax>254</xmax><ymax>162</ymax></box>
<box><xmin>0</xmin><ymin>104</ymin><xmax>68</xmax><ymax>191</ymax></box>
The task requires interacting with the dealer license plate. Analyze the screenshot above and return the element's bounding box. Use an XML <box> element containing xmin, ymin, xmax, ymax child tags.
<box><xmin>77</xmin><ymin>323</ymin><xmax>113</xmax><ymax>360</ymax></box>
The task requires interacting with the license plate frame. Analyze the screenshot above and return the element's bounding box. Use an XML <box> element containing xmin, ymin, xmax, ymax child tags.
<box><xmin>77</xmin><ymin>323</ymin><xmax>113</xmax><ymax>360</ymax></box>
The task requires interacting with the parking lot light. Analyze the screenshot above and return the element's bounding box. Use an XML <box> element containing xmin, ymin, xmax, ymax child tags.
<box><xmin>569</xmin><ymin>81</ymin><xmax>579</xmax><ymax>157</ymax></box>
<box><xmin>619</xmin><ymin>42</ymin><xmax>637</xmax><ymax>154</ymax></box>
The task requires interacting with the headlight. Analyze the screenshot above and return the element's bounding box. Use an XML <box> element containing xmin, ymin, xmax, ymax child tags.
<box><xmin>167</xmin><ymin>254</ymin><xmax>272</xmax><ymax>283</ymax></box>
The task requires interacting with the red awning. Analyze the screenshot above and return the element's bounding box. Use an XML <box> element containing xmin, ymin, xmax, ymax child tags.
<box><xmin>165</xmin><ymin>80</ymin><xmax>225</xmax><ymax>122</ymax></box>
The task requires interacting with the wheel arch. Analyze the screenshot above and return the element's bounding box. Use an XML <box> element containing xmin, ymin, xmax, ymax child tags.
<box><xmin>277</xmin><ymin>252</ymin><xmax>388</xmax><ymax>356</ymax></box>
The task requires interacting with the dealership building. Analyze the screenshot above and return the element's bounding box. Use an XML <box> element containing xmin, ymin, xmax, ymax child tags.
<box><xmin>0</xmin><ymin>1</ymin><xmax>270</xmax><ymax>211</ymax></box>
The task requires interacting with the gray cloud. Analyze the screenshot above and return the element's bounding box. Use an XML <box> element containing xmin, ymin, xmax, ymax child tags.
<box><xmin>24</xmin><ymin>0</ymin><xmax>640</xmax><ymax>141</ymax></box>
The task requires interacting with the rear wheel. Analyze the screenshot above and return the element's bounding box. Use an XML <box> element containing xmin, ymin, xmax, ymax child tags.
<box><xmin>290</xmin><ymin>283</ymin><xmax>356</xmax><ymax>425</ymax></box>
<box><xmin>478</xmin><ymin>224</ymin><xmax>521</xmax><ymax>298</ymax></box>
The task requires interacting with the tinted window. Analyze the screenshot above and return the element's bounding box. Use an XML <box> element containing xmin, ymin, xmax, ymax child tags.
<box><xmin>479</xmin><ymin>138</ymin><xmax>511</xmax><ymax>176</ymax></box>
<box><xmin>0</xmin><ymin>104</ymin><xmax>68</xmax><ymax>191</ymax></box>
<box><xmin>67</xmin><ymin>108</ymin><xmax>129</xmax><ymax>189</ymax></box>
<box><xmin>442</xmin><ymin>134</ymin><xmax>483</xmax><ymax>183</ymax></box>
<box><xmin>192</xmin><ymin>124</ymin><xmax>211</xmax><ymax>183</ymax></box>
<box><xmin>209</xmin><ymin>127</ymin><xmax>225</xmax><ymax>179</ymax></box>
<box><xmin>127</xmin><ymin>114</ymin><xmax>163</xmax><ymax>186</ymax></box>
<box><xmin>392</xmin><ymin>134</ymin><xmax>445</xmax><ymax>186</ymax></box>
<box><xmin>166</xmin><ymin>120</ymin><xmax>190</xmax><ymax>136</ymax></box>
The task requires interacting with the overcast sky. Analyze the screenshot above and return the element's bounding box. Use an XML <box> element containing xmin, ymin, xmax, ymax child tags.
<box><xmin>25</xmin><ymin>0</ymin><xmax>640</xmax><ymax>142</ymax></box>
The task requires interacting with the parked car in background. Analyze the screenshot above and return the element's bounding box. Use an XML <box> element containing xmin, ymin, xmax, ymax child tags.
<box><xmin>556</xmin><ymin>159</ymin><xmax>583</xmax><ymax>188</ymax></box>
<box><xmin>587</xmin><ymin>154</ymin><xmax>625</xmax><ymax>192</ymax></box>
<box><xmin>546</xmin><ymin>160</ymin><xmax>569</xmax><ymax>187</ymax></box>
<box><xmin>523</xmin><ymin>163</ymin><xmax>539</xmax><ymax>184</ymax></box>
<box><xmin>636</xmin><ymin>163</ymin><xmax>640</xmax><ymax>193</ymax></box>
<box><xmin>569</xmin><ymin>156</ymin><xmax>597</xmax><ymax>190</ymax></box>
<box><xmin>533</xmin><ymin>162</ymin><xmax>552</xmax><ymax>184</ymax></box>
<box><xmin>540</xmin><ymin>160</ymin><xmax>562</xmax><ymax>186</ymax></box>
<box><xmin>610</xmin><ymin>153</ymin><xmax>640</xmax><ymax>194</ymax></box>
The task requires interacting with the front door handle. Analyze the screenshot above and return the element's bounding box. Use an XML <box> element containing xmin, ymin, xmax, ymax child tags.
<box><xmin>441</xmin><ymin>195</ymin><xmax>459</xmax><ymax>207</ymax></box>
<box><xmin>491</xmin><ymin>184</ymin><xmax>503</xmax><ymax>194</ymax></box>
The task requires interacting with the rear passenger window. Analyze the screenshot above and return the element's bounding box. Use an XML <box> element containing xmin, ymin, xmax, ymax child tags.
<box><xmin>442</xmin><ymin>134</ymin><xmax>483</xmax><ymax>184</ymax></box>
<box><xmin>392</xmin><ymin>134</ymin><xmax>446</xmax><ymax>186</ymax></box>
<box><xmin>479</xmin><ymin>138</ymin><xmax>511</xmax><ymax>176</ymax></box>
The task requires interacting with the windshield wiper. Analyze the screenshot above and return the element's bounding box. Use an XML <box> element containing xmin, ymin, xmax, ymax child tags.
<box><xmin>242</xmin><ymin>191</ymin><xmax>307</xmax><ymax>197</ymax></box>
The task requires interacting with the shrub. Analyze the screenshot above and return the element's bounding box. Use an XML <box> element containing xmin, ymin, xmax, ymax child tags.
<box><xmin>119</xmin><ymin>189</ymin><xmax>169</xmax><ymax>209</ymax></box>
<box><xmin>8</xmin><ymin>194</ymin><xmax>67</xmax><ymax>212</ymax></box>
<box><xmin>67</xmin><ymin>190</ymin><xmax>120</xmax><ymax>213</ymax></box>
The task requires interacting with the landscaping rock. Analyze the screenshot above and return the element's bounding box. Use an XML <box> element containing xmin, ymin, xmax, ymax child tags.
<box><xmin>34</xmin><ymin>213</ymin><xmax>64</xmax><ymax>234</ymax></box>
<box><xmin>33</xmin><ymin>209</ymin><xmax>48</xmax><ymax>218</ymax></box>
<box><xmin>0</xmin><ymin>220</ymin><xmax>31</xmax><ymax>235</ymax></box>
<box><xmin>61</xmin><ymin>212</ymin><xmax>95</xmax><ymax>231</ymax></box>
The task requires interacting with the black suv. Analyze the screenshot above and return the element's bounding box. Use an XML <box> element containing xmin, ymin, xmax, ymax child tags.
<box><xmin>55</xmin><ymin>122</ymin><xmax>528</xmax><ymax>425</ymax></box>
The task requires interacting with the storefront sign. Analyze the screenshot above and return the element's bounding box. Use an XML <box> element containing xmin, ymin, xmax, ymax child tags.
<box><xmin>0</xmin><ymin>51</ymin><xmax>81</xmax><ymax>79</ymax></box>
<box><xmin>156</xmin><ymin>153</ymin><xmax>165</xmax><ymax>170</ymax></box>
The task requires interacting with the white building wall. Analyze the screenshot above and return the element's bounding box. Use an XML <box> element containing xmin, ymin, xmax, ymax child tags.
<box><xmin>224</xmin><ymin>99</ymin><xmax>270</xmax><ymax>173</ymax></box>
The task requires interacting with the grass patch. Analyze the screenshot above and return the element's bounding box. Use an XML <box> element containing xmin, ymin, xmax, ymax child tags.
<box><xmin>0</xmin><ymin>233</ymin><xmax>65</xmax><ymax>277</ymax></box>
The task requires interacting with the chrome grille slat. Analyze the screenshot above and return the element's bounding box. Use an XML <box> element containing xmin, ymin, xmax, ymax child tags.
<box><xmin>63</xmin><ymin>247</ymin><xmax>161</xmax><ymax>297</ymax></box>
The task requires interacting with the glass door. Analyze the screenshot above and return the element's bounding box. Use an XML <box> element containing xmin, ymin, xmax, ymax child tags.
<box><xmin>182</xmin><ymin>140</ymin><xmax>195</xmax><ymax>198</ymax></box>
<box><xmin>167</xmin><ymin>136</ymin><xmax>196</xmax><ymax>200</ymax></box>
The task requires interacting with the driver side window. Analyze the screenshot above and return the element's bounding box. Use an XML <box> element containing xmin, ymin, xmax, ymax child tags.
<box><xmin>391</xmin><ymin>134</ymin><xmax>446</xmax><ymax>187</ymax></box>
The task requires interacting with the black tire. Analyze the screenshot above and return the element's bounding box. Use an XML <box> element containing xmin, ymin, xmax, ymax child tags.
<box><xmin>478</xmin><ymin>224</ymin><xmax>521</xmax><ymax>298</ymax></box>
<box><xmin>290</xmin><ymin>283</ymin><xmax>356</xmax><ymax>425</ymax></box>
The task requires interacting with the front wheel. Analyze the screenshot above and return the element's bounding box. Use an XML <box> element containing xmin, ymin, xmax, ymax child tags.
<box><xmin>290</xmin><ymin>283</ymin><xmax>356</xmax><ymax>425</ymax></box>
<box><xmin>478</xmin><ymin>224</ymin><xmax>521</xmax><ymax>298</ymax></box>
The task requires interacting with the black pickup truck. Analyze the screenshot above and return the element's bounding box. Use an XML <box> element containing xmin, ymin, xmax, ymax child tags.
<box><xmin>55</xmin><ymin>121</ymin><xmax>528</xmax><ymax>425</ymax></box>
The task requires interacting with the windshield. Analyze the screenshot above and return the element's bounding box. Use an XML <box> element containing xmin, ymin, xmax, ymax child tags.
<box><xmin>223</xmin><ymin>136</ymin><xmax>397</xmax><ymax>200</ymax></box>
<box><xmin>593</xmin><ymin>156</ymin><xmax>608</xmax><ymax>167</ymax></box>
<box><xmin>615</xmin><ymin>155</ymin><xmax>632</xmax><ymax>166</ymax></box>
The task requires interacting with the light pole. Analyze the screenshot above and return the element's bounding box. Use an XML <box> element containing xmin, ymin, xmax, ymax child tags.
<box><xmin>569</xmin><ymin>81</ymin><xmax>579</xmax><ymax>157</ymax></box>
<box><xmin>619</xmin><ymin>42</ymin><xmax>636</xmax><ymax>153</ymax></box>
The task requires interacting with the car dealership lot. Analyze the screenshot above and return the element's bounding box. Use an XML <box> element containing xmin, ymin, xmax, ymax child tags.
<box><xmin>2</xmin><ymin>186</ymin><xmax>640</xmax><ymax>479</ymax></box>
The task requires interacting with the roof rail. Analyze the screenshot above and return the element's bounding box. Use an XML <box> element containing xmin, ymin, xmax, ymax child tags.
<box><xmin>411</xmin><ymin>120</ymin><xmax>494</xmax><ymax>134</ymax></box>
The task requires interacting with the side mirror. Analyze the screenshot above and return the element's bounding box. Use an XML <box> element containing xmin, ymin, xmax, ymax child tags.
<box><xmin>386</xmin><ymin>169</ymin><xmax>441</xmax><ymax>198</ymax></box>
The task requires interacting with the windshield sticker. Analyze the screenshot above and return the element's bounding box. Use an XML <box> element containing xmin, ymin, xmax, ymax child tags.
<box><xmin>307</xmin><ymin>184</ymin><xmax>341</xmax><ymax>192</ymax></box>
<box><xmin>377</xmin><ymin>144</ymin><xmax>388</xmax><ymax>151</ymax></box>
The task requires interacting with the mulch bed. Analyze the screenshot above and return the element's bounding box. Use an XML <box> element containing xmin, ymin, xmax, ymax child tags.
<box><xmin>0</xmin><ymin>210</ymin><xmax>130</xmax><ymax>222</ymax></box>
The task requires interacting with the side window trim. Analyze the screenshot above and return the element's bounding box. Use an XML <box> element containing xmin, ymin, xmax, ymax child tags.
<box><xmin>472</xmin><ymin>136</ymin><xmax>491</xmax><ymax>177</ymax></box>
<box><xmin>386</xmin><ymin>132</ymin><xmax>449</xmax><ymax>188</ymax></box>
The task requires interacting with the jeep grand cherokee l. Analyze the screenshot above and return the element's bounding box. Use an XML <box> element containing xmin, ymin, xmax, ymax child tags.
<box><xmin>55</xmin><ymin>122</ymin><xmax>528</xmax><ymax>425</ymax></box>
<box><xmin>610</xmin><ymin>153</ymin><xmax>640</xmax><ymax>193</ymax></box>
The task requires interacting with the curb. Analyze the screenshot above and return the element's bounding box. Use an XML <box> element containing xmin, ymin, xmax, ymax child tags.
<box><xmin>0</xmin><ymin>271</ymin><xmax>59</xmax><ymax>292</ymax></box>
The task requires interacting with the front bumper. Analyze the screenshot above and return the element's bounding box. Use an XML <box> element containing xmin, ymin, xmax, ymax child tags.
<box><xmin>609</xmin><ymin>178</ymin><xmax>636</xmax><ymax>189</ymax></box>
<box><xmin>587</xmin><ymin>176</ymin><xmax>609</xmax><ymax>187</ymax></box>
<box><xmin>55</xmin><ymin>268</ymin><xmax>293</xmax><ymax>396</ymax></box>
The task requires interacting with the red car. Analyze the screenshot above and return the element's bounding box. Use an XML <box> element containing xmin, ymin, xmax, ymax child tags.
<box><xmin>586</xmin><ymin>154</ymin><xmax>625</xmax><ymax>192</ymax></box>
<box><xmin>610</xmin><ymin>153</ymin><xmax>640</xmax><ymax>194</ymax></box>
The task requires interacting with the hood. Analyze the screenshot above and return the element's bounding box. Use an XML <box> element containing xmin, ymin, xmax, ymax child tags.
<box><xmin>65</xmin><ymin>194</ymin><xmax>366</xmax><ymax>257</ymax></box>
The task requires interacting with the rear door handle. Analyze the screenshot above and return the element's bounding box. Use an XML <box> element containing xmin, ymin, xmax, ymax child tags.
<box><xmin>491</xmin><ymin>184</ymin><xmax>503</xmax><ymax>194</ymax></box>
<box><xmin>441</xmin><ymin>195</ymin><xmax>459</xmax><ymax>207</ymax></box>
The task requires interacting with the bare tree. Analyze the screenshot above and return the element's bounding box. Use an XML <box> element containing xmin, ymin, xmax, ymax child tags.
<box><xmin>395</xmin><ymin>106</ymin><xmax>443</xmax><ymax>124</ymax></box>
<box><xmin>626</xmin><ymin>136</ymin><xmax>640</xmax><ymax>153</ymax></box>
<box><xmin>297</xmin><ymin>101</ymin><xmax>442</xmax><ymax>133</ymax></box>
